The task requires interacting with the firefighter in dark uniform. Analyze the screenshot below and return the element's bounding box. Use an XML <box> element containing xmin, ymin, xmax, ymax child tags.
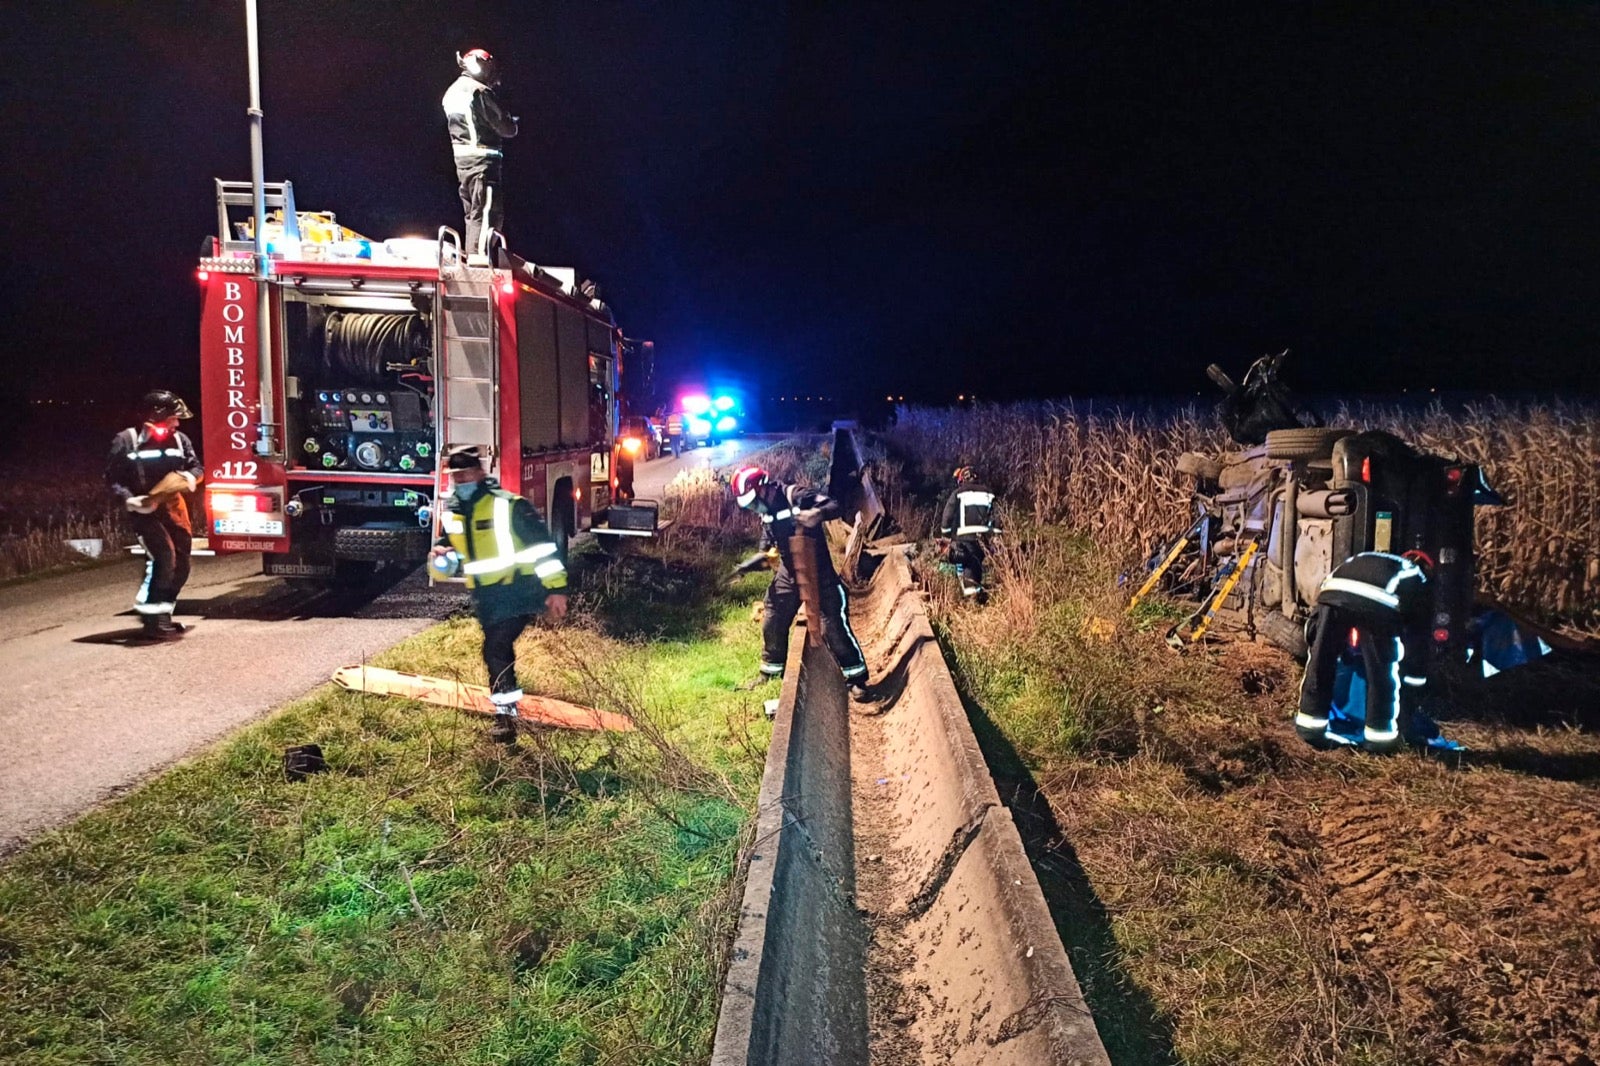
<box><xmin>938</xmin><ymin>465</ymin><xmax>997</xmax><ymax>599</ymax></box>
<box><xmin>106</xmin><ymin>390</ymin><xmax>204</xmax><ymax>640</ymax></box>
<box><xmin>430</xmin><ymin>447</ymin><xmax>568</xmax><ymax>743</ymax></box>
<box><xmin>442</xmin><ymin>48</ymin><xmax>518</xmax><ymax>258</ymax></box>
<box><xmin>730</xmin><ymin>466</ymin><xmax>872</xmax><ymax>700</ymax></box>
<box><xmin>1296</xmin><ymin>551</ymin><xmax>1432</xmax><ymax>753</ymax></box>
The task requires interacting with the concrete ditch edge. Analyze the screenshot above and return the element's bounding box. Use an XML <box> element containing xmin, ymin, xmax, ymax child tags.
<box><xmin>711</xmin><ymin>433</ymin><xmax>1109</xmax><ymax>1065</ymax></box>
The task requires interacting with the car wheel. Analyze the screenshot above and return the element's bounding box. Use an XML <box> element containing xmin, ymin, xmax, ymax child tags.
<box><xmin>1264</xmin><ymin>427</ymin><xmax>1353</xmax><ymax>461</ymax></box>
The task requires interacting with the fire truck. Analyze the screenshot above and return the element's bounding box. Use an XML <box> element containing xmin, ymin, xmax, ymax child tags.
<box><xmin>197</xmin><ymin>180</ymin><xmax>654</xmax><ymax>584</ymax></box>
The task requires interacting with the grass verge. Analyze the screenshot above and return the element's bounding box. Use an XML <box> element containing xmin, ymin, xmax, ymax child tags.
<box><xmin>0</xmin><ymin>529</ymin><xmax>777</xmax><ymax>1066</ymax></box>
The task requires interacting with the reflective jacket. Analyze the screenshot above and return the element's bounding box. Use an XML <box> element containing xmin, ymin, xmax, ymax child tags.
<box><xmin>940</xmin><ymin>481</ymin><xmax>997</xmax><ymax>538</ymax></box>
<box><xmin>755</xmin><ymin>481</ymin><xmax>841</xmax><ymax>577</ymax></box>
<box><xmin>439</xmin><ymin>483</ymin><xmax>565</xmax><ymax>620</ymax></box>
<box><xmin>442</xmin><ymin>75</ymin><xmax>519</xmax><ymax>161</ymax></box>
<box><xmin>1316</xmin><ymin>552</ymin><xmax>1428</xmax><ymax>623</ymax></box>
<box><xmin>106</xmin><ymin>425</ymin><xmax>202</xmax><ymax>511</ymax></box>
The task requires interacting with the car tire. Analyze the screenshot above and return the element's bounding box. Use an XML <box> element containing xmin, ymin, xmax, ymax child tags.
<box><xmin>1264</xmin><ymin>427</ymin><xmax>1352</xmax><ymax>460</ymax></box>
<box><xmin>1175</xmin><ymin>452</ymin><xmax>1223</xmax><ymax>481</ymax></box>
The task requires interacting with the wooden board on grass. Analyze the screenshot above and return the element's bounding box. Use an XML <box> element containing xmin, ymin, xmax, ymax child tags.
<box><xmin>331</xmin><ymin>665</ymin><xmax>635</xmax><ymax>733</ymax></box>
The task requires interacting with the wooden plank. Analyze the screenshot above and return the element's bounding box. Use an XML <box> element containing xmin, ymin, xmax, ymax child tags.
<box><xmin>331</xmin><ymin>665</ymin><xmax>635</xmax><ymax>733</ymax></box>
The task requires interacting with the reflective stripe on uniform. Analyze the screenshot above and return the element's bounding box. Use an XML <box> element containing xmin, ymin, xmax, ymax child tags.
<box><xmin>760</xmin><ymin>508</ymin><xmax>793</xmax><ymax>524</ymax></box>
<box><xmin>452</xmin><ymin>143</ymin><xmax>502</xmax><ymax>158</ymax></box>
<box><xmin>956</xmin><ymin>490</ymin><xmax>995</xmax><ymax>535</ymax></box>
<box><xmin>534</xmin><ymin>559</ymin><xmax>564</xmax><ymax>579</ymax></box>
<box><xmin>1295</xmin><ymin>712</ymin><xmax>1329</xmax><ymax>731</ymax></box>
<box><xmin>490</xmin><ymin>688</ymin><xmax>523</xmax><ymax>707</ymax></box>
<box><xmin>459</xmin><ymin>497</ymin><xmax>559</xmax><ymax>575</ymax></box>
<box><xmin>1318</xmin><ymin>577</ymin><xmax>1400</xmax><ymax>610</ymax></box>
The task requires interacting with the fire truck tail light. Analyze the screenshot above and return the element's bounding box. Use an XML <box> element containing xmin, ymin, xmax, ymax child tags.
<box><xmin>1445</xmin><ymin>466</ymin><xmax>1465</xmax><ymax>493</ymax></box>
<box><xmin>500</xmin><ymin>278</ymin><xmax>515</xmax><ymax>295</ymax></box>
<box><xmin>621</xmin><ymin>436</ymin><xmax>642</xmax><ymax>455</ymax></box>
<box><xmin>573</xmin><ymin>488</ymin><xmax>582</xmax><ymax>501</ymax></box>
<box><xmin>1361</xmin><ymin>457</ymin><xmax>1372</xmax><ymax>483</ymax></box>
<box><xmin>1433</xmin><ymin>627</ymin><xmax>1451</xmax><ymax>644</ymax></box>
<box><xmin>197</xmin><ymin>269</ymin><xmax>210</xmax><ymax>282</ymax></box>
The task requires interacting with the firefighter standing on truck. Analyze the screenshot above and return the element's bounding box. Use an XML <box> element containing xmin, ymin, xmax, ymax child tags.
<box><xmin>1296</xmin><ymin>551</ymin><xmax>1441</xmax><ymax>753</ymax></box>
<box><xmin>730</xmin><ymin>466</ymin><xmax>872</xmax><ymax>701</ymax></box>
<box><xmin>938</xmin><ymin>465</ymin><xmax>997</xmax><ymax>599</ymax></box>
<box><xmin>430</xmin><ymin>447</ymin><xmax>568</xmax><ymax>744</ymax></box>
<box><xmin>106</xmin><ymin>390</ymin><xmax>203</xmax><ymax>641</ymax></box>
<box><xmin>443</xmin><ymin>48</ymin><xmax>518</xmax><ymax>258</ymax></box>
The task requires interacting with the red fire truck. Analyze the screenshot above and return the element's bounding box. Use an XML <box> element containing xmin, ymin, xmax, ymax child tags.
<box><xmin>197</xmin><ymin>180</ymin><xmax>651</xmax><ymax>584</ymax></box>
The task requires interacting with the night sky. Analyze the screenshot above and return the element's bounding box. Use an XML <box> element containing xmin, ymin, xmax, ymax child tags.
<box><xmin>4</xmin><ymin>1</ymin><xmax>1600</xmax><ymax>425</ymax></box>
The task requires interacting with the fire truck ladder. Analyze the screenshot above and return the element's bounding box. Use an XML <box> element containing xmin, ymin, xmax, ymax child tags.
<box><xmin>214</xmin><ymin>179</ymin><xmax>299</xmax><ymax>253</ymax></box>
<box><xmin>438</xmin><ymin>271</ymin><xmax>500</xmax><ymax>477</ymax></box>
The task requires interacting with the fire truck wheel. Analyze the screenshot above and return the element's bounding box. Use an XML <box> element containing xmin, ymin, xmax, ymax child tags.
<box><xmin>551</xmin><ymin>494</ymin><xmax>575</xmax><ymax>563</ymax></box>
<box><xmin>1264</xmin><ymin>427</ymin><xmax>1353</xmax><ymax>461</ymax></box>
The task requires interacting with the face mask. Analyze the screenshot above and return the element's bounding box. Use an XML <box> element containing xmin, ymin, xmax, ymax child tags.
<box><xmin>454</xmin><ymin>480</ymin><xmax>482</xmax><ymax>503</ymax></box>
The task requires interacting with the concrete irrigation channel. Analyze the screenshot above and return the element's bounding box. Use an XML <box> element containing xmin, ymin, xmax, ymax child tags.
<box><xmin>712</xmin><ymin>433</ymin><xmax>1109</xmax><ymax>1066</ymax></box>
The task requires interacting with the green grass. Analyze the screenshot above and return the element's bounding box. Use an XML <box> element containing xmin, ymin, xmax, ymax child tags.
<box><xmin>0</xmin><ymin>533</ymin><xmax>776</xmax><ymax>1065</ymax></box>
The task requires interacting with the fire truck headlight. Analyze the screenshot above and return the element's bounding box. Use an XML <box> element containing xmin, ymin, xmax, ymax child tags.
<box><xmin>622</xmin><ymin>436</ymin><xmax>643</xmax><ymax>455</ymax></box>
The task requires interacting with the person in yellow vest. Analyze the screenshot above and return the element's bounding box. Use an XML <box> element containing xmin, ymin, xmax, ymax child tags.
<box><xmin>429</xmin><ymin>447</ymin><xmax>568</xmax><ymax>743</ymax></box>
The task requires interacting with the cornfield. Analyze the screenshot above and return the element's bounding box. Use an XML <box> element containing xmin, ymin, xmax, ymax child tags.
<box><xmin>887</xmin><ymin>398</ymin><xmax>1600</xmax><ymax>635</ymax></box>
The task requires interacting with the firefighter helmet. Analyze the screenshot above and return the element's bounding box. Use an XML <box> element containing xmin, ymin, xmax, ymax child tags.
<box><xmin>445</xmin><ymin>444</ymin><xmax>484</xmax><ymax>471</ymax></box>
<box><xmin>140</xmin><ymin>389</ymin><xmax>193</xmax><ymax>422</ymax></box>
<box><xmin>731</xmin><ymin>466</ymin><xmax>769</xmax><ymax>509</ymax></box>
<box><xmin>457</xmin><ymin>48</ymin><xmax>500</xmax><ymax>87</ymax></box>
<box><xmin>953</xmin><ymin>465</ymin><xmax>975</xmax><ymax>483</ymax></box>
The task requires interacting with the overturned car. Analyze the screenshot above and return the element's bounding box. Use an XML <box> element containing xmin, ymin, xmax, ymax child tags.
<box><xmin>1146</xmin><ymin>353</ymin><xmax>1542</xmax><ymax>675</ymax></box>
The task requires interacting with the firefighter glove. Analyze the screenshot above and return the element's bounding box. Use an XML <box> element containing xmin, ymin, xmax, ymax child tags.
<box><xmin>125</xmin><ymin>495</ymin><xmax>157</xmax><ymax>515</ymax></box>
<box><xmin>795</xmin><ymin>507</ymin><xmax>826</xmax><ymax>529</ymax></box>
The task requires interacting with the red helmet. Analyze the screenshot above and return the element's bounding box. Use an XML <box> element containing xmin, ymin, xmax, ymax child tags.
<box><xmin>731</xmin><ymin>466</ymin><xmax>769</xmax><ymax>508</ymax></box>
<box><xmin>457</xmin><ymin>48</ymin><xmax>500</xmax><ymax>87</ymax></box>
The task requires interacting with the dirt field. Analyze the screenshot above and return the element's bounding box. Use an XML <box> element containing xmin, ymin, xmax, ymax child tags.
<box><xmin>994</xmin><ymin>624</ymin><xmax>1600</xmax><ymax>1065</ymax></box>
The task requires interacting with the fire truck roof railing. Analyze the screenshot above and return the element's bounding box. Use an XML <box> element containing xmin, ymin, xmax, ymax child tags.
<box><xmin>215</xmin><ymin>179</ymin><xmax>299</xmax><ymax>254</ymax></box>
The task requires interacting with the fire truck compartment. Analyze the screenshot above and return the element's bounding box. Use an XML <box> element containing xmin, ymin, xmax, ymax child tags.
<box><xmin>281</xmin><ymin>293</ymin><xmax>437</xmax><ymax>477</ymax></box>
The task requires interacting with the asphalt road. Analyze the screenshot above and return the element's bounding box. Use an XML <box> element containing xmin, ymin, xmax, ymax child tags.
<box><xmin>0</xmin><ymin>552</ymin><xmax>463</xmax><ymax>858</ymax></box>
<box><xmin>629</xmin><ymin>437</ymin><xmax>762</xmax><ymax>499</ymax></box>
<box><xmin>0</xmin><ymin>438</ymin><xmax>781</xmax><ymax>858</ymax></box>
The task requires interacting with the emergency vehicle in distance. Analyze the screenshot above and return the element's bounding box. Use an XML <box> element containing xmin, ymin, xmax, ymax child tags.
<box><xmin>198</xmin><ymin>179</ymin><xmax>653</xmax><ymax>585</ymax></box>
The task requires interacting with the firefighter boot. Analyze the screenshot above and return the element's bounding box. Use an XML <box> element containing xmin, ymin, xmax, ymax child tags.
<box><xmin>488</xmin><ymin>712</ymin><xmax>519</xmax><ymax>745</ymax></box>
<box><xmin>143</xmin><ymin>613</ymin><xmax>188</xmax><ymax>641</ymax></box>
<box><xmin>848</xmin><ymin>677</ymin><xmax>878</xmax><ymax>705</ymax></box>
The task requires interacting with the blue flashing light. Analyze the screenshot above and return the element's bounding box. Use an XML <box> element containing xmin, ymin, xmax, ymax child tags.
<box><xmin>716</xmin><ymin>415</ymin><xmax>737</xmax><ymax>432</ymax></box>
<box><xmin>688</xmin><ymin>417</ymin><xmax>713</xmax><ymax>437</ymax></box>
<box><xmin>682</xmin><ymin>394</ymin><xmax>711</xmax><ymax>415</ymax></box>
<box><xmin>714</xmin><ymin>395</ymin><xmax>736</xmax><ymax>411</ymax></box>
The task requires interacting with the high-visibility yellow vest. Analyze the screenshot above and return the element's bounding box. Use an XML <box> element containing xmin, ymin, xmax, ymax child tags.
<box><xmin>439</xmin><ymin>489</ymin><xmax>566</xmax><ymax>591</ymax></box>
